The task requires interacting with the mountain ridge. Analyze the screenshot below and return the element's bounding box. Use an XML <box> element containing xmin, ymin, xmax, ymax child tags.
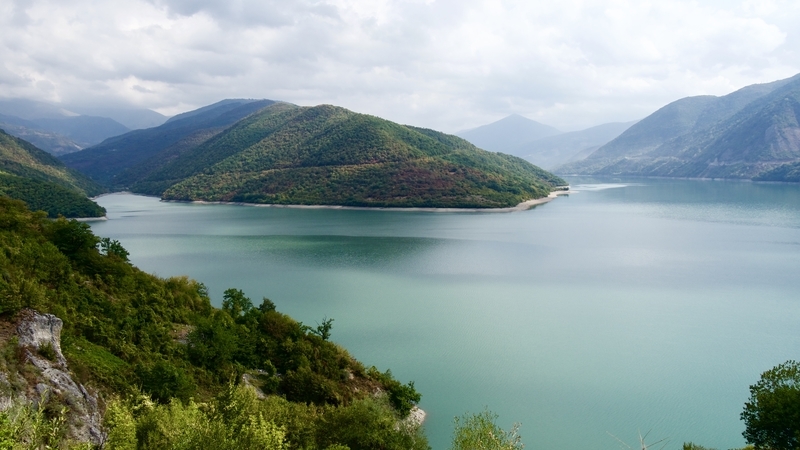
<box><xmin>557</xmin><ymin>73</ymin><xmax>800</xmax><ymax>181</ymax></box>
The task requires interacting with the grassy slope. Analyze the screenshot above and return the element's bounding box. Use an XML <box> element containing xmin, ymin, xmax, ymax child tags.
<box><xmin>133</xmin><ymin>104</ymin><xmax>566</xmax><ymax>208</ymax></box>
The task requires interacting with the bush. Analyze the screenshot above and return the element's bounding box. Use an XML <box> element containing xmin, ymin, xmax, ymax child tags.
<box><xmin>450</xmin><ymin>409</ymin><xmax>523</xmax><ymax>450</ymax></box>
<box><xmin>138</xmin><ymin>360</ymin><xmax>196</xmax><ymax>404</ymax></box>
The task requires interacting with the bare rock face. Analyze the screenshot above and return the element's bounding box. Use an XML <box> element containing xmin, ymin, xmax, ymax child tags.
<box><xmin>8</xmin><ymin>309</ymin><xmax>104</xmax><ymax>445</ymax></box>
<box><xmin>16</xmin><ymin>309</ymin><xmax>68</xmax><ymax>367</ymax></box>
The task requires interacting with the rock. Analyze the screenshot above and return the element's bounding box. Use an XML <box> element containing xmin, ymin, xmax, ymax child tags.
<box><xmin>405</xmin><ymin>406</ymin><xmax>427</xmax><ymax>427</ymax></box>
<box><xmin>5</xmin><ymin>309</ymin><xmax>105</xmax><ymax>445</ymax></box>
<box><xmin>16</xmin><ymin>309</ymin><xmax>67</xmax><ymax>368</ymax></box>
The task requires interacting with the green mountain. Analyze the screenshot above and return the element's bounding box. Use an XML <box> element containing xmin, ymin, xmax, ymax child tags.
<box><xmin>558</xmin><ymin>74</ymin><xmax>800</xmax><ymax>180</ymax></box>
<box><xmin>119</xmin><ymin>103</ymin><xmax>566</xmax><ymax>208</ymax></box>
<box><xmin>457</xmin><ymin>114</ymin><xmax>561</xmax><ymax>154</ymax></box>
<box><xmin>61</xmin><ymin>99</ymin><xmax>275</xmax><ymax>185</ymax></box>
<box><xmin>0</xmin><ymin>129</ymin><xmax>105</xmax><ymax>217</ymax></box>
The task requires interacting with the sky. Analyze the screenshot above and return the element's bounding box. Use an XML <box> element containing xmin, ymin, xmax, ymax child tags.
<box><xmin>1</xmin><ymin>0</ymin><xmax>799</xmax><ymax>132</ymax></box>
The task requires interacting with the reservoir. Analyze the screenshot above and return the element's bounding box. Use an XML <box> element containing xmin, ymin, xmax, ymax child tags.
<box><xmin>91</xmin><ymin>177</ymin><xmax>800</xmax><ymax>450</ymax></box>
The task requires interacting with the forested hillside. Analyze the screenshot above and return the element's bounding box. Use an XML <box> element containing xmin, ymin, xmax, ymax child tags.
<box><xmin>119</xmin><ymin>103</ymin><xmax>566</xmax><ymax>208</ymax></box>
<box><xmin>0</xmin><ymin>197</ymin><xmax>428</xmax><ymax>449</ymax></box>
<box><xmin>0</xmin><ymin>130</ymin><xmax>105</xmax><ymax>218</ymax></box>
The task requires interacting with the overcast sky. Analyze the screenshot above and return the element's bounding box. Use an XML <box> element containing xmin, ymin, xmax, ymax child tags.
<box><xmin>1</xmin><ymin>0</ymin><xmax>799</xmax><ymax>132</ymax></box>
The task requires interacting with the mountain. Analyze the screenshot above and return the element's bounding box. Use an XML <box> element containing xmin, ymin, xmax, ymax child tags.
<box><xmin>61</xmin><ymin>99</ymin><xmax>275</xmax><ymax>186</ymax></box>
<box><xmin>30</xmin><ymin>115</ymin><xmax>129</xmax><ymax>147</ymax></box>
<box><xmin>0</xmin><ymin>99</ymin><xmax>132</xmax><ymax>155</ymax></box>
<box><xmin>0</xmin><ymin>98</ymin><xmax>77</xmax><ymax>120</ymax></box>
<box><xmin>456</xmin><ymin>114</ymin><xmax>561</xmax><ymax>153</ymax></box>
<box><xmin>112</xmin><ymin>103</ymin><xmax>567</xmax><ymax>208</ymax></box>
<box><xmin>558</xmin><ymin>74</ymin><xmax>800</xmax><ymax>180</ymax></box>
<box><xmin>0</xmin><ymin>113</ymin><xmax>83</xmax><ymax>155</ymax></box>
<box><xmin>0</xmin><ymin>129</ymin><xmax>105</xmax><ymax>217</ymax></box>
<box><xmin>511</xmin><ymin>121</ymin><xmax>637</xmax><ymax>169</ymax></box>
<box><xmin>65</xmin><ymin>105</ymin><xmax>168</xmax><ymax>129</ymax></box>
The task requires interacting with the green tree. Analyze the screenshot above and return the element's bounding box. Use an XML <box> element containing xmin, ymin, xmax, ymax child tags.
<box><xmin>222</xmin><ymin>288</ymin><xmax>254</xmax><ymax>319</ymax></box>
<box><xmin>450</xmin><ymin>409</ymin><xmax>523</xmax><ymax>450</ymax></box>
<box><xmin>742</xmin><ymin>360</ymin><xmax>800</xmax><ymax>450</ymax></box>
<box><xmin>99</xmin><ymin>237</ymin><xmax>130</xmax><ymax>262</ymax></box>
<box><xmin>312</xmin><ymin>317</ymin><xmax>334</xmax><ymax>341</ymax></box>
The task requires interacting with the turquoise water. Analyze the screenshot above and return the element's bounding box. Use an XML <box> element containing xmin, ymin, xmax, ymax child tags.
<box><xmin>91</xmin><ymin>178</ymin><xmax>800</xmax><ymax>450</ymax></box>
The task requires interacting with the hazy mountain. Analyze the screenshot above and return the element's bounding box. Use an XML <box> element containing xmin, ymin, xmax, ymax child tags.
<box><xmin>457</xmin><ymin>114</ymin><xmax>561</xmax><ymax>153</ymax></box>
<box><xmin>32</xmin><ymin>116</ymin><xmax>129</xmax><ymax>147</ymax></box>
<box><xmin>558</xmin><ymin>73</ymin><xmax>800</xmax><ymax>181</ymax></box>
<box><xmin>65</xmin><ymin>105</ymin><xmax>168</xmax><ymax>129</ymax></box>
<box><xmin>61</xmin><ymin>99</ymin><xmax>276</xmax><ymax>185</ymax></box>
<box><xmin>105</xmin><ymin>102</ymin><xmax>567</xmax><ymax>208</ymax></box>
<box><xmin>512</xmin><ymin>121</ymin><xmax>637</xmax><ymax>169</ymax></box>
<box><xmin>0</xmin><ymin>99</ymin><xmax>133</xmax><ymax>154</ymax></box>
<box><xmin>0</xmin><ymin>129</ymin><xmax>105</xmax><ymax>217</ymax></box>
<box><xmin>0</xmin><ymin>98</ymin><xmax>79</xmax><ymax>120</ymax></box>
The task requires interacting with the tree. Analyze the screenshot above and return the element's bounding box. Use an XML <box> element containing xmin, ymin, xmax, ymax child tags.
<box><xmin>450</xmin><ymin>409</ymin><xmax>523</xmax><ymax>450</ymax></box>
<box><xmin>312</xmin><ymin>317</ymin><xmax>334</xmax><ymax>341</ymax></box>
<box><xmin>742</xmin><ymin>360</ymin><xmax>800</xmax><ymax>450</ymax></box>
<box><xmin>222</xmin><ymin>288</ymin><xmax>254</xmax><ymax>318</ymax></box>
<box><xmin>99</xmin><ymin>237</ymin><xmax>130</xmax><ymax>262</ymax></box>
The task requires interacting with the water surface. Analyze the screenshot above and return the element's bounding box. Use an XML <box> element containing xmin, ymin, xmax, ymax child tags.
<box><xmin>91</xmin><ymin>178</ymin><xmax>800</xmax><ymax>450</ymax></box>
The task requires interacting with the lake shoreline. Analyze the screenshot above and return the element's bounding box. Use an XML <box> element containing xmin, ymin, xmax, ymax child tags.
<box><xmin>159</xmin><ymin>190</ymin><xmax>572</xmax><ymax>213</ymax></box>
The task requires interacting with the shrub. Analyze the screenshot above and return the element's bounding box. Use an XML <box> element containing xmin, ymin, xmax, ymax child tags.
<box><xmin>450</xmin><ymin>409</ymin><xmax>523</xmax><ymax>450</ymax></box>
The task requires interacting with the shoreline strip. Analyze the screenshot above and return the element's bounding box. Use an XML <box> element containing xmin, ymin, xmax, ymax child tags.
<box><xmin>162</xmin><ymin>190</ymin><xmax>573</xmax><ymax>213</ymax></box>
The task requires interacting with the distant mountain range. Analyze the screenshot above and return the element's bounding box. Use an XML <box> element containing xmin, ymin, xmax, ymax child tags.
<box><xmin>0</xmin><ymin>129</ymin><xmax>105</xmax><ymax>217</ymax></box>
<box><xmin>62</xmin><ymin>101</ymin><xmax>567</xmax><ymax>208</ymax></box>
<box><xmin>0</xmin><ymin>99</ymin><xmax>167</xmax><ymax>156</ymax></box>
<box><xmin>557</xmin><ymin>73</ymin><xmax>800</xmax><ymax>181</ymax></box>
<box><xmin>456</xmin><ymin>114</ymin><xmax>637</xmax><ymax>169</ymax></box>
<box><xmin>457</xmin><ymin>114</ymin><xmax>561</xmax><ymax>154</ymax></box>
<box><xmin>510</xmin><ymin>121</ymin><xmax>637</xmax><ymax>169</ymax></box>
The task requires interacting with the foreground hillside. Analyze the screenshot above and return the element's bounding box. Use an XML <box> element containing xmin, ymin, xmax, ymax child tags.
<box><xmin>559</xmin><ymin>73</ymin><xmax>800</xmax><ymax>181</ymax></box>
<box><xmin>109</xmin><ymin>103</ymin><xmax>566</xmax><ymax>208</ymax></box>
<box><xmin>0</xmin><ymin>130</ymin><xmax>105</xmax><ymax>217</ymax></box>
<box><xmin>0</xmin><ymin>197</ymin><xmax>428</xmax><ymax>449</ymax></box>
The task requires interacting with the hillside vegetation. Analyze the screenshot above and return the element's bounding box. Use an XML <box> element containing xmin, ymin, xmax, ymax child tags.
<box><xmin>0</xmin><ymin>129</ymin><xmax>105</xmax><ymax>217</ymax></box>
<box><xmin>559</xmin><ymin>73</ymin><xmax>800</xmax><ymax>181</ymax></box>
<box><xmin>119</xmin><ymin>103</ymin><xmax>566</xmax><ymax>208</ymax></box>
<box><xmin>0</xmin><ymin>197</ymin><xmax>428</xmax><ymax>449</ymax></box>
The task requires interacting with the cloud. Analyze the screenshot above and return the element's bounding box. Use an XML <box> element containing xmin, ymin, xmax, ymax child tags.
<box><xmin>0</xmin><ymin>0</ymin><xmax>798</xmax><ymax>131</ymax></box>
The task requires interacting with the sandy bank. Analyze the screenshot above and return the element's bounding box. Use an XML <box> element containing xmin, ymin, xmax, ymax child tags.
<box><xmin>164</xmin><ymin>189</ymin><xmax>573</xmax><ymax>213</ymax></box>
